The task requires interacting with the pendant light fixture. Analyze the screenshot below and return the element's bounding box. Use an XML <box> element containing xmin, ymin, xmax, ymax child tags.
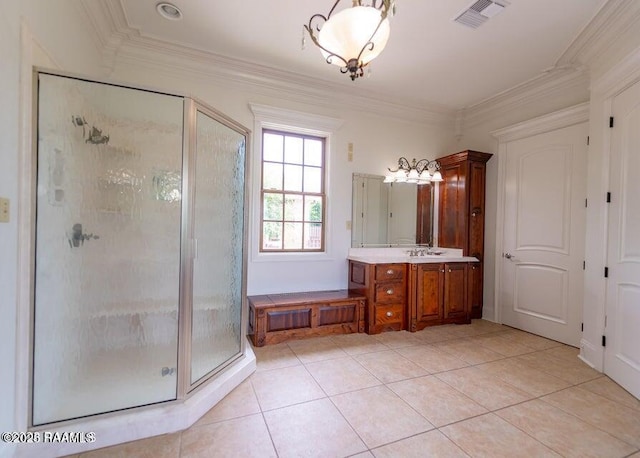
<box><xmin>304</xmin><ymin>0</ymin><xmax>396</xmax><ymax>81</ymax></box>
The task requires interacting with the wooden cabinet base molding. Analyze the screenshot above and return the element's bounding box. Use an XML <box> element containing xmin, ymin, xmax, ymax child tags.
<box><xmin>248</xmin><ymin>290</ymin><xmax>366</xmax><ymax>347</ymax></box>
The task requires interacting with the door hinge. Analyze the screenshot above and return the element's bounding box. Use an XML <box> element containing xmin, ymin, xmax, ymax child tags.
<box><xmin>606</xmin><ymin>192</ymin><xmax>611</xmax><ymax>203</ymax></box>
<box><xmin>604</xmin><ymin>267</ymin><xmax>609</xmax><ymax>278</ymax></box>
<box><xmin>583</xmin><ymin>260</ymin><xmax>586</xmax><ymax>270</ymax></box>
<box><xmin>389</xmin><ymin>212</ymin><xmax>393</xmax><ymax>218</ymax></box>
<box><xmin>609</xmin><ymin>116</ymin><xmax>614</xmax><ymax>128</ymax></box>
<box><xmin>587</xmin><ymin>136</ymin><xmax>590</xmax><ymax>145</ymax></box>
<box><xmin>581</xmin><ymin>322</ymin><xmax>584</xmax><ymax>332</ymax></box>
<box><xmin>602</xmin><ymin>335</ymin><xmax>606</xmax><ymax>347</ymax></box>
<box><xmin>585</xmin><ymin>198</ymin><xmax>588</xmax><ymax>208</ymax></box>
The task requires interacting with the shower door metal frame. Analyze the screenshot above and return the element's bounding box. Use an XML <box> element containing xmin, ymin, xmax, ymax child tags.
<box><xmin>28</xmin><ymin>68</ymin><xmax>251</xmax><ymax>428</ymax></box>
<box><xmin>178</xmin><ymin>98</ymin><xmax>251</xmax><ymax>396</ymax></box>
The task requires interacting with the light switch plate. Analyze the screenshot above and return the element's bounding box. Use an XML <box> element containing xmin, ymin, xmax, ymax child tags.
<box><xmin>0</xmin><ymin>197</ymin><xmax>9</xmax><ymax>223</ymax></box>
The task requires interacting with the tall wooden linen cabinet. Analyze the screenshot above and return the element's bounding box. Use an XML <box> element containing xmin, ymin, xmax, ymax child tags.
<box><xmin>434</xmin><ymin>150</ymin><xmax>492</xmax><ymax>319</ymax></box>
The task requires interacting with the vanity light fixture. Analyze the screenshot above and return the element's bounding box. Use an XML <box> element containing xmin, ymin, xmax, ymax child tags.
<box><xmin>384</xmin><ymin>157</ymin><xmax>443</xmax><ymax>184</ymax></box>
<box><xmin>303</xmin><ymin>0</ymin><xmax>396</xmax><ymax>81</ymax></box>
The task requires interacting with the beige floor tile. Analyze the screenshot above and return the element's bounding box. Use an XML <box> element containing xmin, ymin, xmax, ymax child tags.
<box><xmin>515</xmin><ymin>351</ymin><xmax>601</xmax><ymax>385</ymax></box>
<box><xmin>475</xmin><ymin>358</ymin><xmax>571</xmax><ymax>397</ymax></box>
<box><xmin>195</xmin><ymin>379</ymin><xmax>260</xmax><ymax>426</ymax></box>
<box><xmin>541</xmin><ymin>344</ymin><xmax>581</xmax><ymax>362</ymax></box>
<box><xmin>395</xmin><ymin>344</ymin><xmax>469</xmax><ymax>373</ymax></box>
<box><xmin>373</xmin><ymin>330</ymin><xmax>423</xmax><ymax>348</ymax></box>
<box><xmin>627</xmin><ymin>452</ymin><xmax>640</xmax><ymax>457</ymax></box>
<box><xmin>182</xmin><ymin>414</ymin><xmax>276</xmax><ymax>458</ymax></box>
<box><xmin>413</xmin><ymin>325</ymin><xmax>457</xmax><ymax>343</ymax></box>
<box><xmin>253</xmin><ymin>342</ymin><xmax>301</xmax><ymax>372</ymax></box>
<box><xmin>250</xmin><ymin>365</ymin><xmax>325</xmax><ymax>411</ymax></box>
<box><xmin>264</xmin><ymin>398</ymin><xmax>367</xmax><ymax>457</ymax></box>
<box><xmin>330</xmin><ymin>332</ymin><xmax>390</xmax><ymax>355</ymax></box>
<box><xmin>469</xmin><ymin>319</ymin><xmax>510</xmax><ymax>333</ymax></box>
<box><xmin>501</xmin><ymin>329</ymin><xmax>561</xmax><ymax>350</ymax></box>
<box><xmin>441</xmin><ymin>413</ymin><xmax>559</xmax><ymax>457</ymax></box>
<box><xmin>435</xmin><ymin>366</ymin><xmax>533</xmax><ymax>411</ymax></box>
<box><xmin>432</xmin><ymin>339</ymin><xmax>505</xmax><ymax>364</ymax></box>
<box><xmin>471</xmin><ymin>333</ymin><xmax>536</xmax><ymax>356</ymax></box>
<box><xmin>78</xmin><ymin>433</ymin><xmax>180</xmax><ymax>458</ymax></box>
<box><xmin>388</xmin><ymin>375</ymin><xmax>487</xmax><ymax>427</ymax></box>
<box><xmin>286</xmin><ymin>336</ymin><xmax>348</xmax><ymax>363</ymax></box>
<box><xmin>579</xmin><ymin>376</ymin><xmax>640</xmax><ymax>411</ymax></box>
<box><xmin>350</xmin><ymin>452</ymin><xmax>375</xmax><ymax>458</ymax></box>
<box><xmin>372</xmin><ymin>430</ymin><xmax>469</xmax><ymax>458</ymax></box>
<box><xmin>331</xmin><ymin>385</ymin><xmax>434</xmax><ymax>448</ymax></box>
<box><xmin>542</xmin><ymin>386</ymin><xmax>640</xmax><ymax>447</ymax></box>
<box><xmin>355</xmin><ymin>349</ymin><xmax>428</xmax><ymax>383</ymax></box>
<box><xmin>305</xmin><ymin>356</ymin><xmax>381</xmax><ymax>396</ymax></box>
<box><xmin>496</xmin><ymin>399</ymin><xmax>636</xmax><ymax>458</ymax></box>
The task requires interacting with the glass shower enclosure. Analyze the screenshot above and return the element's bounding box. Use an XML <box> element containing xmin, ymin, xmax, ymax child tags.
<box><xmin>32</xmin><ymin>71</ymin><xmax>248</xmax><ymax>426</ymax></box>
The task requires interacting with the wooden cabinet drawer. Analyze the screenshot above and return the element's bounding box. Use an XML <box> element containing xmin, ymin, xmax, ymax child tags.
<box><xmin>375</xmin><ymin>264</ymin><xmax>405</xmax><ymax>281</ymax></box>
<box><xmin>374</xmin><ymin>281</ymin><xmax>405</xmax><ymax>303</ymax></box>
<box><xmin>375</xmin><ymin>304</ymin><xmax>404</xmax><ymax>325</ymax></box>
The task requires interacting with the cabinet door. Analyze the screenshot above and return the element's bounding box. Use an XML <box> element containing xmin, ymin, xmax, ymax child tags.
<box><xmin>469</xmin><ymin>263</ymin><xmax>483</xmax><ymax>319</ymax></box>
<box><xmin>444</xmin><ymin>263</ymin><xmax>468</xmax><ymax>320</ymax></box>
<box><xmin>438</xmin><ymin>162</ymin><xmax>468</xmax><ymax>250</ymax></box>
<box><xmin>468</xmin><ymin>162</ymin><xmax>486</xmax><ymax>259</ymax></box>
<box><xmin>415</xmin><ymin>263</ymin><xmax>444</xmax><ymax>325</ymax></box>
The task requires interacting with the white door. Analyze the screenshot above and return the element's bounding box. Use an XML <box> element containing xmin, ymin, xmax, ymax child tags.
<box><xmin>604</xmin><ymin>80</ymin><xmax>640</xmax><ymax>399</ymax></box>
<box><xmin>500</xmin><ymin>122</ymin><xmax>588</xmax><ymax>346</ymax></box>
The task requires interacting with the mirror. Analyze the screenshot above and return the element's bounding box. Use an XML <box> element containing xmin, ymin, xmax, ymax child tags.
<box><xmin>351</xmin><ymin>173</ymin><xmax>434</xmax><ymax>247</ymax></box>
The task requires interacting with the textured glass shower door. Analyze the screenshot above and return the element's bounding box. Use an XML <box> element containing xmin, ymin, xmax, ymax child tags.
<box><xmin>189</xmin><ymin>107</ymin><xmax>246</xmax><ymax>385</ymax></box>
<box><xmin>33</xmin><ymin>73</ymin><xmax>184</xmax><ymax>425</ymax></box>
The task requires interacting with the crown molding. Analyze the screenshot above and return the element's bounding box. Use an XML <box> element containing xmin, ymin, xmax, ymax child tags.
<box><xmin>461</xmin><ymin>66</ymin><xmax>590</xmax><ymax>128</ymax></box>
<box><xmin>490</xmin><ymin>102</ymin><xmax>589</xmax><ymax>142</ymax></box>
<box><xmin>555</xmin><ymin>0</ymin><xmax>640</xmax><ymax>69</ymax></box>
<box><xmin>78</xmin><ymin>0</ymin><xmax>455</xmax><ymax>128</ymax></box>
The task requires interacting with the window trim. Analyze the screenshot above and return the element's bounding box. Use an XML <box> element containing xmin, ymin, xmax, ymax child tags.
<box><xmin>249</xmin><ymin>104</ymin><xmax>343</xmax><ymax>262</ymax></box>
<box><xmin>260</xmin><ymin>129</ymin><xmax>326</xmax><ymax>253</ymax></box>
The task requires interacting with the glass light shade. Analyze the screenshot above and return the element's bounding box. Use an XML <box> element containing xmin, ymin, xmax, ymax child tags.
<box><xmin>419</xmin><ymin>170</ymin><xmax>432</xmax><ymax>181</ymax></box>
<box><xmin>394</xmin><ymin>169</ymin><xmax>407</xmax><ymax>182</ymax></box>
<box><xmin>431</xmin><ymin>171</ymin><xmax>443</xmax><ymax>182</ymax></box>
<box><xmin>318</xmin><ymin>6</ymin><xmax>391</xmax><ymax>67</ymax></box>
<box><xmin>383</xmin><ymin>174</ymin><xmax>394</xmax><ymax>183</ymax></box>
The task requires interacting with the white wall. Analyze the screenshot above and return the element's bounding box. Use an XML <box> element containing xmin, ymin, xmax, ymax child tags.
<box><xmin>109</xmin><ymin>64</ymin><xmax>457</xmax><ymax>295</ymax></box>
<box><xmin>1</xmin><ymin>3</ymin><xmax>104</xmax><ymax>456</ymax></box>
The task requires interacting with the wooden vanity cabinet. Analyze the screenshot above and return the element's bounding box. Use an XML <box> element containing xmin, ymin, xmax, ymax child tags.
<box><xmin>348</xmin><ymin>261</ymin><xmax>407</xmax><ymax>334</ymax></box>
<box><xmin>409</xmin><ymin>262</ymin><xmax>472</xmax><ymax>331</ymax></box>
<box><xmin>437</xmin><ymin>150</ymin><xmax>492</xmax><ymax>319</ymax></box>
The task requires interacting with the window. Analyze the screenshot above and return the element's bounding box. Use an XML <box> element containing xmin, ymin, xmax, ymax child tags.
<box><xmin>260</xmin><ymin>129</ymin><xmax>325</xmax><ymax>252</ymax></box>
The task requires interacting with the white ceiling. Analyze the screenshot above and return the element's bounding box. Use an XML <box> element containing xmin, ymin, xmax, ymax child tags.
<box><xmin>120</xmin><ymin>0</ymin><xmax>606</xmax><ymax>111</ymax></box>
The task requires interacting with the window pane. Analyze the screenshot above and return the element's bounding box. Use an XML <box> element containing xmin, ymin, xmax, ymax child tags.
<box><xmin>284</xmin><ymin>164</ymin><xmax>303</xmax><ymax>192</ymax></box>
<box><xmin>303</xmin><ymin>166</ymin><xmax>322</xmax><ymax>193</ymax></box>
<box><xmin>304</xmin><ymin>223</ymin><xmax>323</xmax><ymax>249</ymax></box>
<box><xmin>305</xmin><ymin>196</ymin><xmax>323</xmax><ymax>222</ymax></box>
<box><xmin>263</xmin><ymin>222</ymin><xmax>282</xmax><ymax>250</ymax></box>
<box><xmin>263</xmin><ymin>193</ymin><xmax>283</xmax><ymax>220</ymax></box>
<box><xmin>304</xmin><ymin>139</ymin><xmax>323</xmax><ymax>166</ymax></box>
<box><xmin>263</xmin><ymin>133</ymin><xmax>283</xmax><ymax>162</ymax></box>
<box><xmin>263</xmin><ymin>162</ymin><xmax>283</xmax><ymax>190</ymax></box>
<box><xmin>283</xmin><ymin>222</ymin><xmax>303</xmax><ymax>250</ymax></box>
<box><xmin>284</xmin><ymin>194</ymin><xmax>304</xmax><ymax>221</ymax></box>
<box><xmin>284</xmin><ymin>136</ymin><xmax>303</xmax><ymax>164</ymax></box>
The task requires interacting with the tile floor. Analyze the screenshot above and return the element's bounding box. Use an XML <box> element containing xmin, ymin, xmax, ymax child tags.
<box><xmin>70</xmin><ymin>320</ymin><xmax>640</xmax><ymax>458</ymax></box>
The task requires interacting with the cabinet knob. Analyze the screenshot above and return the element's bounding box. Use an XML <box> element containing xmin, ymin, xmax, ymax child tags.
<box><xmin>472</xmin><ymin>266</ymin><xmax>476</xmax><ymax>270</ymax></box>
<box><xmin>448</xmin><ymin>268</ymin><xmax>452</xmax><ymax>272</ymax></box>
<box><xmin>386</xmin><ymin>288</ymin><xmax>394</xmax><ymax>295</ymax></box>
<box><xmin>386</xmin><ymin>269</ymin><xmax>394</xmax><ymax>275</ymax></box>
<box><xmin>386</xmin><ymin>311</ymin><xmax>393</xmax><ymax>317</ymax></box>
<box><xmin>441</xmin><ymin>269</ymin><xmax>445</xmax><ymax>273</ymax></box>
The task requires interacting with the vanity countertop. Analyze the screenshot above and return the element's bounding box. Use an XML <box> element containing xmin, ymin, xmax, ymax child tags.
<box><xmin>347</xmin><ymin>247</ymin><xmax>478</xmax><ymax>264</ymax></box>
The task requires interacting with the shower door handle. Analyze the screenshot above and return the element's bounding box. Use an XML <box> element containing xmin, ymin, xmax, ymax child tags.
<box><xmin>192</xmin><ymin>239</ymin><xmax>198</xmax><ymax>259</ymax></box>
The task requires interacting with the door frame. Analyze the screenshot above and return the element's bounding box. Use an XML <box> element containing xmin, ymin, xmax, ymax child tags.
<box><xmin>490</xmin><ymin>103</ymin><xmax>590</xmax><ymax>328</ymax></box>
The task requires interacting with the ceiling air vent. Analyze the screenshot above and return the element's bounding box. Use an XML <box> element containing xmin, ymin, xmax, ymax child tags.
<box><xmin>454</xmin><ymin>0</ymin><xmax>507</xmax><ymax>29</ymax></box>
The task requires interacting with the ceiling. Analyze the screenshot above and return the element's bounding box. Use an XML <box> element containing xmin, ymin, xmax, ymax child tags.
<box><xmin>119</xmin><ymin>0</ymin><xmax>607</xmax><ymax>111</ymax></box>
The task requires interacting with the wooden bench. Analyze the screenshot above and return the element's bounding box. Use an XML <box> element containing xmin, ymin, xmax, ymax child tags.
<box><xmin>248</xmin><ymin>290</ymin><xmax>366</xmax><ymax>347</ymax></box>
